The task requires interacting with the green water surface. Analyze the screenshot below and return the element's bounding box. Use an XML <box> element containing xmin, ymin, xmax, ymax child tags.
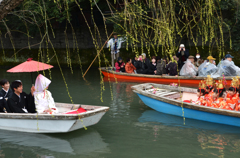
<box><xmin>0</xmin><ymin>68</ymin><xmax>239</xmax><ymax>158</ymax></box>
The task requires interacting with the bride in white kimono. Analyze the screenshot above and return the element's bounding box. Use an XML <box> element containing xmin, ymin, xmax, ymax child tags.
<box><xmin>34</xmin><ymin>74</ymin><xmax>58</xmax><ymax>114</ymax></box>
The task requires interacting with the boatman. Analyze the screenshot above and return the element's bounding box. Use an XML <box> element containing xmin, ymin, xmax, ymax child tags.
<box><xmin>106</xmin><ymin>33</ymin><xmax>126</xmax><ymax>68</ymax></box>
<box><xmin>7</xmin><ymin>80</ymin><xmax>36</xmax><ymax>113</ymax></box>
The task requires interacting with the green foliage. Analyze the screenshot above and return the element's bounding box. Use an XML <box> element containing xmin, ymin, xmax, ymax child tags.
<box><xmin>219</xmin><ymin>0</ymin><xmax>240</xmax><ymax>52</ymax></box>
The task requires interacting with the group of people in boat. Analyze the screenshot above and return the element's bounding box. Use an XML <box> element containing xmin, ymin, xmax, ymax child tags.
<box><xmin>0</xmin><ymin>74</ymin><xmax>58</xmax><ymax>114</ymax></box>
<box><xmin>190</xmin><ymin>75</ymin><xmax>240</xmax><ymax>110</ymax></box>
<box><xmin>113</xmin><ymin>43</ymin><xmax>240</xmax><ymax>78</ymax></box>
<box><xmin>114</xmin><ymin>54</ymin><xmax>178</xmax><ymax>76</ymax></box>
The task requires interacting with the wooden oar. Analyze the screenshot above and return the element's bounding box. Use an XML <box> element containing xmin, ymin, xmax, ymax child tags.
<box><xmin>83</xmin><ymin>32</ymin><xmax>114</xmax><ymax>78</ymax></box>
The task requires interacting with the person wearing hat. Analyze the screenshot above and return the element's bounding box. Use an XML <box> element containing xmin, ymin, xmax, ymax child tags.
<box><xmin>176</xmin><ymin>44</ymin><xmax>189</xmax><ymax>70</ymax></box>
<box><xmin>212</xmin><ymin>54</ymin><xmax>240</xmax><ymax>77</ymax></box>
<box><xmin>115</xmin><ymin>57</ymin><xmax>125</xmax><ymax>72</ymax></box>
<box><xmin>180</xmin><ymin>55</ymin><xmax>198</xmax><ymax>77</ymax></box>
<box><xmin>106</xmin><ymin>33</ymin><xmax>126</xmax><ymax>68</ymax></box>
<box><xmin>198</xmin><ymin>56</ymin><xmax>218</xmax><ymax>77</ymax></box>
<box><xmin>225</xmin><ymin>54</ymin><xmax>234</xmax><ymax>62</ymax></box>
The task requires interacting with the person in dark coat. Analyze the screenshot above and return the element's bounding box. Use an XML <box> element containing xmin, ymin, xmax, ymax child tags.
<box><xmin>7</xmin><ymin>80</ymin><xmax>36</xmax><ymax>113</ymax></box>
<box><xmin>142</xmin><ymin>53</ymin><xmax>151</xmax><ymax>68</ymax></box>
<box><xmin>0</xmin><ymin>79</ymin><xmax>13</xmax><ymax>112</ymax></box>
<box><xmin>132</xmin><ymin>56</ymin><xmax>138</xmax><ymax>66</ymax></box>
<box><xmin>156</xmin><ymin>59</ymin><xmax>167</xmax><ymax>75</ymax></box>
<box><xmin>134</xmin><ymin>55</ymin><xmax>148</xmax><ymax>74</ymax></box>
<box><xmin>176</xmin><ymin>44</ymin><xmax>189</xmax><ymax>70</ymax></box>
<box><xmin>166</xmin><ymin>56</ymin><xmax>178</xmax><ymax>76</ymax></box>
<box><xmin>148</xmin><ymin>56</ymin><xmax>157</xmax><ymax>74</ymax></box>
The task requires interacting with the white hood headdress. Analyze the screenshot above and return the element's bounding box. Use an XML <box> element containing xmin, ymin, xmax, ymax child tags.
<box><xmin>34</xmin><ymin>74</ymin><xmax>51</xmax><ymax>94</ymax></box>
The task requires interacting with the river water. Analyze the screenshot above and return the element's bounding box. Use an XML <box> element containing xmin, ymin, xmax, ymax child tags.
<box><xmin>0</xmin><ymin>68</ymin><xmax>240</xmax><ymax>158</ymax></box>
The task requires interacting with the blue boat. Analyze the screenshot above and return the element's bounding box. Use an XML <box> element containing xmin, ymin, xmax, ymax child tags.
<box><xmin>132</xmin><ymin>83</ymin><xmax>240</xmax><ymax>127</ymax></box>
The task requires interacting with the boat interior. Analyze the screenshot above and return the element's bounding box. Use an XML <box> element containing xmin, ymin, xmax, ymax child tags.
<box><xmin>50</xmin><ymin>103</ymin><xmax>105</xmax><ymax>114</ymax></box>
<box><xmin>132</xmin><ymin>83</ymin><xmax>198</xmax><ymax>102</ymax></box>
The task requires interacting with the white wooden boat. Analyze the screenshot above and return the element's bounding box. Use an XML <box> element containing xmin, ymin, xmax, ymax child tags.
<box><xmin>0</xmin><ymin>103</ymin><xmax>109</xmax><ymax>133</ymax></box>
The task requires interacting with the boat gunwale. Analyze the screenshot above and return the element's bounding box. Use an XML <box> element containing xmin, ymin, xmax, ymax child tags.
<box><xmin>0</xmin><ymin>105</ymin><xmax>109</xmax><ymax>120</ymax></box>
<box><xmin>131</xmin><ymin>83</ymin><xmax>240</xmax><ymax>118</ymax></box>
<box><xmin>99</xmin><ymin>67</ymin><xmax>235</xmax><ymax>80</ymax></box>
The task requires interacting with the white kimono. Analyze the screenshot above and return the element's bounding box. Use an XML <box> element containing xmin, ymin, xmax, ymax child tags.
<box><xmin>34</xmin><ymin>74</ymin><xmax>58</xmax><ymax>114</ymax></box>
<box><xmin>180</xmin><ymin>59</ymin><xmax>198</xmax><ymax>77</ymax></box>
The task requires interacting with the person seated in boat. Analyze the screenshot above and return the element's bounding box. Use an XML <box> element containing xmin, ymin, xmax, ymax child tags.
<box><xmin>125</xmin><ymin>58</ymin><xmax>136</xmax><ymax>74</ymax></box>
<box><xmin>156</xmin><ymin>57</ymin><xmax>167</xmax><ymax>76</ymax></box>
<box><xmin>180</xmin><ymin>56</ymin><xmax>198</xmax><ymax>77</ymax></box>
<box><xmin>7</xmin><ymin>80</ymin><xmax>36</xmax><ymax>113</ymax></box>
<box><xmin>166</xmin><ymin>56</ymin><xmax>178</xmax><ymax>76</ymax></box>
<box><xmin>194</xmin><ymin>53</ymin><xmax>203</xmax><ymax>67</ymax></box>
<box><xmin>0</xmin><ymin>79</ymin><xmax>12</xmax><ymax>113</ymax></box>
<box><xmin>211</xmin><ymin>80</ymin><xmax>229</xmax><ymax>109</ymax></box>
<box><xmin>132</xmin><ymin>56</ymin><xmax>138</xmax><ymax>66</ymax></box>
<box><xmin>142</xmin><ymin>53</ymin><xmax>151</xmax><ymax>68</ymax></box>
<box><xmin>147</xmin><ymin>56</ymin><xmax>157</xmax><ymax>75</ymax></box>
<box><xmin>225</xmin><ymin>77</ymin><xmax>239</xmax><ymax>111</ymax></box>
<box><xmin>115</xmin><ymin>57</ymin><xmax>125</xmax><ymax>72</ymax></box>
<box><xmin>134</xmin><ymin>55</ymin><xmax>148</xmax><ymax>74</ymax></box>
<box><xmin>212</xmin><ymin>54</ymin><xmax>240</xmax><ymax>78</ymax></box>
<box><xmin>195</xmin><ymin>81</ymin><xmax>207</xmax><ymax>106</ymax></box>
<box><xmin>204</xmin><ymin>75</ymin><xmax>215</xmax><ymax>104</ymax></box>
<box><xmin>198</xmin><ymin>56</ymin><xmax>218</xmax><ymax>77</ymax></box>
<box><xmin>34</xmin><ymin>74</ymin><xmax>58</xmax><ymax>114</ymax></box>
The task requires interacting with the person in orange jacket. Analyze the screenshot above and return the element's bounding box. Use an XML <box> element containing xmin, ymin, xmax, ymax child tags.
<box><xmin>125</xmin><ymin>58</ymin><xmax>136</xmax><ymax>74</ymax></box>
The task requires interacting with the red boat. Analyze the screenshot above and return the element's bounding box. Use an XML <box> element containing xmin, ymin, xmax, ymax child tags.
<box><xmin>100</xmin><ymin>67</ymin><xmax>233</xmax><ymax>87</ymax></box>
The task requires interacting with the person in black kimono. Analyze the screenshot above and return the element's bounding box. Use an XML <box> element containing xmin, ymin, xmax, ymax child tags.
<box><xmin>7</xmin><ymin>80</ymin><xmax>36</xmax><ymax>113</ymax></box>
<box><xmin>0</xmin><ymin>79</ymin><xmax>13</xmax><ymax>112</ymax></box>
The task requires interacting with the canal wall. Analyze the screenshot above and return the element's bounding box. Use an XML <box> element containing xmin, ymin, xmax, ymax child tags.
<box><xmin>0</xmin><ymin>27</ymin><xmax>240</xmax><ymax>67</ymax></box>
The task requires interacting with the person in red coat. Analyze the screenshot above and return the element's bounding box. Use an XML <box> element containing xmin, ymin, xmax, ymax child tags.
<box><xmin>125</xmin><ymin>58</ymin><xmax>136</xmax><ymax>74</ymax></box>
<box><xmin>115</xmin><ymin>57</ymin><xmax>125</xmax><ymax>72</ymax></box>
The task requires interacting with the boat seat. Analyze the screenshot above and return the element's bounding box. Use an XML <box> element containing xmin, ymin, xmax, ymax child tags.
<box><xmin>155</xmin><ymin>91</ymin><xmax>173</xmax><ymax>96</ymax></box>
<box><xmin>161</xmin><ymin>92</ymin><xmax>178</xmax><ymax>96</ymax></box>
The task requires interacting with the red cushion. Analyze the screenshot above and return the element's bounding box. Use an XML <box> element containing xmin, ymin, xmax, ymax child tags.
<box><xmin>64</xmin><ymin>107</ymin><xmax>87</xmax><ymax>114</ymax></box>
<box><xmin>183</xmin><ymin>100</ymin><xmax>191</xmax><ymax>103</ymax></box>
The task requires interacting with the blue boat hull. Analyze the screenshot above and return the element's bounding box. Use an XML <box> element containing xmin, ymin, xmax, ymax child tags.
<box><xmin>137</xmin><ymin>93</ymin><xmax>240</xmax><ymax>127</ymax></box>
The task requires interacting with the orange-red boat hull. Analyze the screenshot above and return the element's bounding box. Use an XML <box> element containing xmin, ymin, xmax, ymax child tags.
<box><xmin>100</xmin><ymin>68</ymin><xmax>232</xmax><ymax>88</ymax></box>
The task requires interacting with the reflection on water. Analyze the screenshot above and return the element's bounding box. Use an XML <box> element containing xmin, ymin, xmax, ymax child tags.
<box><xmin>138</xmin><ymin>110</ymin><xmax>240</xmax><ymax>158</ymax></box>
<box><xmin>0</xmin><ymin>128</ymin><xmax>109</xmax><ymax>157</ymax></box>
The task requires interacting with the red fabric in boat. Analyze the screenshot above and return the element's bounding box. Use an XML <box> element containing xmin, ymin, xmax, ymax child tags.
<box><xmin>64</xmin><ymin>108</ymin><xmax>87</xmax><ymax>114</ymax></box>
<box><xmin>183</xmin><ymin>100</ymin><xmax>191</xmax><ymax>103</ymax></box>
